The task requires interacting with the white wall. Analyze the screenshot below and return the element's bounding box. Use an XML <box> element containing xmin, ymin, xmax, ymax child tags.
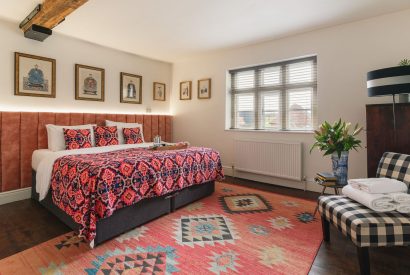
<box><xmin>171</xmin><ymin>9</ymin><xmax>410</xmax><ymax>192</ymax></box>
<box><xmin>1</xmin><ymin>9</ymin><xmax>410</xmax><ymax>193</ymax></box>
<box><xmin>0</xmin><ymin>19</ymin><xmax>172</xmax><ymax>114</ymax></box>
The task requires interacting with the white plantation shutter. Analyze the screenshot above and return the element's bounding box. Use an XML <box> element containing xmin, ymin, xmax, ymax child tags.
<box><xmin>229</xmin><ymin>56</ymin><xmax>317</xmax><ymax>131</ymax></box>
<box><xmin>234</xmin><ymin>93</ymin><xmax>255</xmax><ymax>129</ymax></box>
<box><xmin>260</xmin><ymin>91</ymin><xmax>281</xmax><ymax>130</ymax></box>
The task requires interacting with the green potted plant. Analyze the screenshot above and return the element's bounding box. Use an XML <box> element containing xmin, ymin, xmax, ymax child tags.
<box><xmin>310</xmin><ymin>119</ymin><xmax>363</xmax><ymax>184</ymax></box>
<box><xmin>398</xmin><ymin>58</ymin><xmax>410</xmax><ymax>66</ymax></box>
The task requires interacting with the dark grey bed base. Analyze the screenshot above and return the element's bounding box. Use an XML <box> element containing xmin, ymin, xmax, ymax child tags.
<box><xmin>31</xmin><ymin>170</ymin><xmax>215</xmax><ymax>246</ymax></box>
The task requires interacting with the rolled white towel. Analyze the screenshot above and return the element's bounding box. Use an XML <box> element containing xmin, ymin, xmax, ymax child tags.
<box><xmin>348</xmin><ymin>178</ymin><xmax>408</xmax><ymax>194</ymax></box>
<box><xmin>391</xmin><ymin>192</ymin><xmax>410</xmax><ymax>203</ymax></box>
<box><xmin>349</xmin><ymin>181</ymin><xmax>361</xmax><ymax>190</ymax></box>
<box><xmin>342</xmin><ymin>185</ymin><xmax>396</xmax><ymax>212</ymax></box>
<box><xmin>396</xmin><ymin>203</ymin><xmax>410</xmax><ymax>214</ymax></box>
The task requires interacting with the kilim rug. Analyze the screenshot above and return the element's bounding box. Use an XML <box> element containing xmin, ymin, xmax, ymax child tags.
<box><xmin>0</xmin><ymin>182</ymin><xmax>322</xmax><ymax>275</ymax></box>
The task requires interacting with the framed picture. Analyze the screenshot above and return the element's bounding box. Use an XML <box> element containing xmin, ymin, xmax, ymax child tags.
<box><xmin>153</xmin><ymin>82</ymin><xmax>166</xmax><ymax>101</ymax></box>
<box><xmin>120</xmin><ymin>72</ymin><xmax>142</xmax><ymax>104</ymax></box>
<box><xmin>180</xmin><ymin>81</ymin><xmax>192</xmax><ymax>100</ymax></box>
<box><xmin>198</xmin><ymin>78</ymin><xmax>211</xmax><ymax>99</ymax></box>
<box><xmin>75</xmin><ymin>64</ymin><xmax>105</xmax><ymax>101</ymax></box>
<box><xmin>14</xmin><ymin>52</ymin><xmax>56</xmax><ymax>98</ymax></box>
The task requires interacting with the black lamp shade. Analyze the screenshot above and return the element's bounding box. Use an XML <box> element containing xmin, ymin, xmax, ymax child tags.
<box><xmin>367</xmin><ymin>66</ymin><xmax>410</xmax><ymax>97</ymax></box>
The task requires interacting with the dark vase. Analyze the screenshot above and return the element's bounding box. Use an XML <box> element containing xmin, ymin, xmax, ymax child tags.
<box><xmin>331</xmin><ymin>151</ymin><xmax>349</xmax><ymax>185</ymax></box>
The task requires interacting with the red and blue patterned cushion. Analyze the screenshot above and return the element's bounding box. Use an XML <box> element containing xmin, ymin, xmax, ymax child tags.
<box><xmin>93</xmin><ymin>126</ymin><xmax>119</xmax><ymax>147</ymax></box>
<box><xmin>123</xmin><ymin>127</ymin><xmax>144</xmax><ymax>144</ymax></box>
<box><xmin>63</xmin><ymin>128</ymin><xmax>92</xmax><ymax>150</ymax></box>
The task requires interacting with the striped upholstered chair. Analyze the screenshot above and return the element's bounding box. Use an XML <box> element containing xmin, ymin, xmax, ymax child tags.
<box><xmin>318</xmin><ymin>152</ymin><xmax>410</xmax><ymax>275</ymax></box>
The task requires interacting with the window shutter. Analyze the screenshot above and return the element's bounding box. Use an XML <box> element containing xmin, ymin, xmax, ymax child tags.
<box><xmin>229</xmin><ymin>56</ymin><xmax>317</xmax><ymax>131</ymax></box>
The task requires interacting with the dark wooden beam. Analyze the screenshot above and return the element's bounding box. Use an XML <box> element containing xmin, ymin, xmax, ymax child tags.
<box><xmin>20</xmin><ymin>0</ymin><xmax>88</xmax><ymax>32</ymax></box>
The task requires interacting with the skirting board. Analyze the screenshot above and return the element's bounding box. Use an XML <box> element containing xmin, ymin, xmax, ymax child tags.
<box><xmin>0</xmin><ymin>187</ymin><xmax>31</xmax><ymax>206</ymax></box>
<box><xmin>223</xmin><ymin>165</ymin><xmax>335</xmax><ymax>194</ymax></box>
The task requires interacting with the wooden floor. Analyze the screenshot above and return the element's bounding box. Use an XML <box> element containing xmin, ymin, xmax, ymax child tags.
<box><xmin>1</xmin><ymin>176</ymin><xmax>409</xmax><ymax>274</ymax></box>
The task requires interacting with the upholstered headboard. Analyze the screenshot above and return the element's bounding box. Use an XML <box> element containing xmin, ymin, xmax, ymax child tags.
<box><xmin>0</xmin><ymin>112</ymin><xmax>172</xmax><ymax>192</ymax></box>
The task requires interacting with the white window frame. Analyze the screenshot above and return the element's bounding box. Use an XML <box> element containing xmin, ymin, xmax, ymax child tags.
<box><xmin>228</xmin><ymin>56</ymin><xmax>317</xmax><ymax>132</ymax></box>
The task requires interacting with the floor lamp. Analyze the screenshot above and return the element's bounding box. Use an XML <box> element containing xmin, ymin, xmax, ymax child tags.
<box><xmin>367</xmin><ymin>66</ymin><xmax>410</xmax><ymax>145</ymax></box>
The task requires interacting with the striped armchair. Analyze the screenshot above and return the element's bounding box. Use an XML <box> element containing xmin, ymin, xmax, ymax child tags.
<box><xmin>318</xmin><ymin>152</ymin><xmax>410</xmax><ymax>275</ymax></box>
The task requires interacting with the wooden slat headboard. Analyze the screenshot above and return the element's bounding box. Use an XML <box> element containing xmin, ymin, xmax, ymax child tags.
<box><xmin>0</xmin><ymin>112</ymin><xmax>172</xmax><ymax>193</ymax></box>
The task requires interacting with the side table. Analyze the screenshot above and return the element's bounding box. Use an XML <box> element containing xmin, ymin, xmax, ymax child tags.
<box><xmin>313</xmin><ymin>180</ymin><xmax>345</xmax><ymax>216</ymax></box>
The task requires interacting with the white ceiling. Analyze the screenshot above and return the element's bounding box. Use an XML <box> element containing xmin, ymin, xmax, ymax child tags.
<box><xmin>1</xmin><ymin>0</ymin><xmax>410</xmax><ymax>62</ymax></box>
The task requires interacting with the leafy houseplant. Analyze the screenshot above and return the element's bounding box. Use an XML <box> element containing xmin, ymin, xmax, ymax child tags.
<box><xmin>311</xmin><ymin>119</ymin><xmax>363</xmax><ymax>157</ymax></box>
<box><xmin>310</xmin><ymin>119</ymin><xmax>363</xmax><ymax>184</ymax></box>
<box><xmin>399</xmin><ymin>59</ymin><xmax>410</xmax><ymax>66</ymax></box>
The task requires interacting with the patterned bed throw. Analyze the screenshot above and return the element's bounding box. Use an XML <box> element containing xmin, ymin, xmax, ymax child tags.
<box><xmin>50</xmin><ymin>147</ymin><xmax>224</xmax><ymax>242</ymax></box>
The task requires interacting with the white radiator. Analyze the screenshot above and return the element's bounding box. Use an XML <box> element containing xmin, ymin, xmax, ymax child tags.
<box><xmin>233</xmin><ymin>139</ymin><xmax>302</xmax><ymax>181</ymax></box>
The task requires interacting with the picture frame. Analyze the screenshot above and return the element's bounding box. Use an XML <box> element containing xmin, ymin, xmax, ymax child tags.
<box><xmin>120</xmin><ymin>72</ymin><xmax>142</xmax><ymax>104</ymax></box>
<box><xmin>198</xmin><ymin>78</ymin><xmax>211</xmax><ymax>99</ymax></box>
<box><xmin>14</xmin><ymin>52</ymin><xmax>56</xmax><ymax>98</ymax></box>
<box><xmin>75</xmin><ymin>64</ymin><xmax>105</xmax><ymax>101</ymax></box>
<box><xmin>180</xmin><ymin>81</ymin><xmax>192</xmax><ymax>100</ymax></box>
<box><xmin>153</xmin><ymin>82</ymin><xmax>166</xmax><ymax>101</ymax></box>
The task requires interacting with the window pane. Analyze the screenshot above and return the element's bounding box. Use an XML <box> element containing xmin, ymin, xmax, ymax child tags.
<box><xmin>260</xmin><ymin>66</ymin><xmax>281</xmax><ymax>86</ymax></box>
<box><xmin>235</xmin><ymin>93</ymin><xmax>255</xmax><ymax>128</ymax></box>
<box><xmin>287</xmin><ymin>88</ymin><xmax>313</xmax><ymax>130</ymax></box>
<box><xmin>261</xmin><ymin>91</ymin><xmax>281</xmax><ymax>129</ymax></box>
<box><xmin>234</xmin><ymin>70</ymin><xmax>255</xmax><ymax>89</ymax></box>
<box><xmin>229</xmin><ymin>56</ymin><xmax>317</xmax><ymax>131</ymax></box>
<box><xmin>286</xmin><ymin>61</ymin><xmax>314</xmax><ymax>84</ymax></box>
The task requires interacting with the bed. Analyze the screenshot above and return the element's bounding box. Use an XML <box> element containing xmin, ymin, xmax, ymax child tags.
<box><xmin>32</xmin><ymin>143</ymin><xmax>224</xmax><ymax>247</ymax></box>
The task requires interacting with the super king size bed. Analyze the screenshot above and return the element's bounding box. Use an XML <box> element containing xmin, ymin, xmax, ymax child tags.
<box><xmin>31</xmin><ymin>121</ymin><xmax>224</xmax><ymax>247</ymax></box>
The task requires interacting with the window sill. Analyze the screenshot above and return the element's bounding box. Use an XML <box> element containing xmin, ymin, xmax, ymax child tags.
<box><xmin>225</xmin><ymin>128</ymin><xmax>314</xmax><ymax>134</ymax></box>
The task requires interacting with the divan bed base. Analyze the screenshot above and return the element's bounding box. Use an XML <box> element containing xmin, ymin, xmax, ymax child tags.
<box><xmin>31</xmin><ymin>170</ymin><xmax>215</xmax><ymax>246</ymax></box>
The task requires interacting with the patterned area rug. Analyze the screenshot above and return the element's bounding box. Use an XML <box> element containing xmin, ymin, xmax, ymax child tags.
<box><xmin>0</xmin><ymin>182</ymin><xmax>322</xmax><ymax>274</ymax></box>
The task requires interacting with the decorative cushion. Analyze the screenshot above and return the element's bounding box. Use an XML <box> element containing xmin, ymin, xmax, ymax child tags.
<box><xmin>105</xmin><ymin>120</ymin><xmax>144</xmax><ymax>144</ymax></box>
<box><xmin>93</xmin><ymin>126</ymin><xmax>119</xmax><ymax>147</ymax></box>
<box><xmin>46</xmin><ymin>124</ymin><xmax>96</xmax><ymax>151</ymax></box>
<box><xmin>123</xmin><ymin>127</ymin><xmax>144</xmax><ymax>144</ymax></box>
<box><xmin>319</xmin><ymin>195</ymin><xmax>410</xmax><ymax>247</ymax></box>
<box><xmin>63</xmin><ymin>128</ymin><xmax>92</xmax><ymax>150</ymax></box>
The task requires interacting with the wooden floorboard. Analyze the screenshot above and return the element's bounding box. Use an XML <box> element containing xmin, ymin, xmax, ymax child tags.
<box><xmin>0</xmin><ymin>198</ymin><xmax>70</xmax><ymax>259</ymax></box>
<box><xmin>0</xmin><ymin>176</ymin><xmax>409</xmax><ymax>275</ymax></box>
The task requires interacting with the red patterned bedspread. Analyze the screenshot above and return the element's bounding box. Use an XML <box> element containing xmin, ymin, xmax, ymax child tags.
<box><xmin>50</xmin><ymin>147</ymin><xmax>224</xmax><ymax>242</ymax></box>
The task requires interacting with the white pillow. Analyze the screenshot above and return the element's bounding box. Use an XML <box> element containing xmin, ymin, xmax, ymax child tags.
<box><xmin>105</xmin><ymin>120</ymin><xmax>144</xmax><ymax>144</ymax></box>
<box><xmin>46</xmin><ymin>124</ymin><xmax>96</xmax><ymax>151</ymax></box>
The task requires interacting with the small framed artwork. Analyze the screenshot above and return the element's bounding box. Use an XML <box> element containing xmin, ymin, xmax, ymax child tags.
<box><xmin>120</xmin><ymin>72</ymin><xmax>142</xmax><ymax>104</ymax></box>
<box><xmin>75</xmin><ymin>64</ymin><xmax>105</xmax><ymax>101</ymax></box>
<box><xmin>180</xmin><ymin>81</ymin><xmax>192</xmax><ymax>100</ymax></box>
<box><xmin>153</xmin><ymin>82</ymin><xmax>166</xmax><ymax>101</ymax></box>
<box><xmin>198</xmin><ymin>78</ymin><xmax>211</xmax><ymax>99</ymax></box>
<box><xmin>14</xmin><ymin>52</ymin><xmax>56</xmax><ymax>98</ymax></box>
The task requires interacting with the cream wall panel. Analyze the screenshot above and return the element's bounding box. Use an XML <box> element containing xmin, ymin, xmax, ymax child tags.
<box><xmin>0</xmin><ymin>19</ymin><xmax>172</xmax><ymax>115</ymax></box>
<box><xmin>171</xmin><ymin>9</ymin><xmax>410</xmax><ymax>189</ymax></box>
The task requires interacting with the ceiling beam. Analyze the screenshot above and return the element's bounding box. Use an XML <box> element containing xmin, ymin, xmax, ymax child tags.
<box><xmin>20</xmin><ymin>0</ymin><xmax>88</xmax><ymax>32</ymax></box>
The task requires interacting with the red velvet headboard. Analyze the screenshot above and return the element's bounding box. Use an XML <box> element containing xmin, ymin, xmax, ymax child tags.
<box><xmin>0</xmin><ymin>112</ymin><xmax>172</xmax><ymax>192</ymax></box>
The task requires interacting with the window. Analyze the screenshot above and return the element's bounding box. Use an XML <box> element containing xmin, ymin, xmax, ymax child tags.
<box><xmin>229</xmin><ymin>56</ymin><xmax>317</xmax><ymax>131</ymax></box>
